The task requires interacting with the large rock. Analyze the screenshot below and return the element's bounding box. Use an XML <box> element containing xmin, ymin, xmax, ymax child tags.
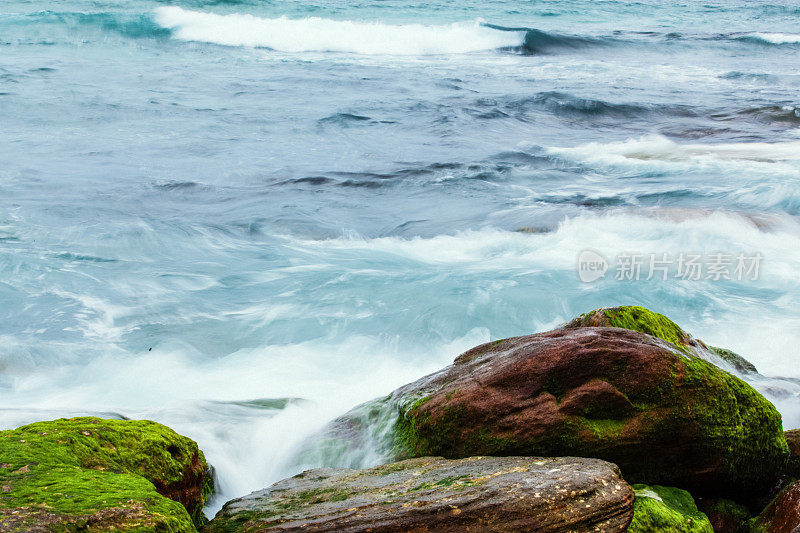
<box><xmin>752</xmin><ymin>479</ymin><xmax>800</xmax><ymax>532</ymax></box>
<box><xmin>206</xmin><ymin>456</ymin><xmax>634</xmax><ymax>532</ymax></box>
<box><xmin>696</xmin><ymin>498</ymin><xmax>751</xmax><ymax>533</ymax></box>
<box><xmin>628</xmin><ymin>484</ymin><xmax>712</xmax><ymax>533</ymax></box>
<box><xmin>786</xmin><ymin>429</ymin><xmax>800</xmax><ymax>478</ymax></box>
<box><xmin>0</xmin><ymin>417</ymin><xmax>214</xmax><ymax>531</ymax></box>
<box><xmin>305</xmin><ymin>307</ymin><xmax>787</xmax><ymax>502</ymax></box>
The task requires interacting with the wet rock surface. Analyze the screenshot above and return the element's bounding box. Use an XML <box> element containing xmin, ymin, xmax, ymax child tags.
<box><xmin>206</xmin><ymin>456</ymin><xmax>634</xmax><ymax>532</ymax></box>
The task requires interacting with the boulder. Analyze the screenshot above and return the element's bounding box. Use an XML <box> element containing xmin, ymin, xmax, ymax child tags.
<box><xmin>786</xmin><ymin>429</ymin><xmax>800</xmax><ymax>478</ymax></box>
<box><xmin>696</xmin><ymin>498</ymin><xmax>751</xmax><ymax>533</ymax></box>
<box><xmin>305</xmin><ymin>307</ymin><xmax>787</xmax><ymax>502</ymax></box>
<box><xmin>629</xmin><ymin>484</ymin><xmax>712</xmax><ymax>533</ymax></box>
<box><xmin>0</xmin><ymin>417</ymin><xmax>214</xmax><ymax>531</ymax></box>
<box><xmin>752</xmin><ymin>479</ymin><xmax>800</xmax><ymax>532</ymax></box>
<box><xmin>206</xmin><ymin>456</ymin><xmax>634</xmax><ymax>532</ymax></box>
<box><xmin>707</xmin><ymin>347</ymin><xmax>758</xmax><ymax>375</ymax></box>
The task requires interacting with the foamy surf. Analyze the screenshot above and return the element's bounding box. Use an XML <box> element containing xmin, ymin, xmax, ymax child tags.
<box><xmin>740</xmin><ymin>32</ymin><xmax>800</xmax><ymax>45</ymax></box>
<box><xmin>153</xmin><ymin>6</ymin><xmax>524</xmax><ymax>54</ymax></box>
<box><xmin>550</xmin><ymin>135</ymin><xmax>800</xmax><ymax>163</ymax></box>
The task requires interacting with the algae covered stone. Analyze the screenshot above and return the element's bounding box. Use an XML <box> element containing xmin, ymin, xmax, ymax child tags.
<box><xmin>629</xmin><ymin>484</ymin><xmax>713</xmax><ymax>533</ymax></box>
<box><xmin>308</xmin><ymin>306</ymin><xmax>788</xmax><ymax>501</ymax></box>
<box><xmin>697</xmin><ymin>498</ymin><xmax>751</xmax><ymax>533</ymax></box>
<box><xmin>0</xmin><ymin>463</ymin><xmax>194</xmax><ymax>532</ymax></box>
<box><xmin>562</xmin><ymin>305</ymin><xmax>698</xmax><ymax>352</ymax></box>
<box><xmin>0</xmin><ymin>417</ymin><xmax>214</xmax><ymax>531</ymax></box>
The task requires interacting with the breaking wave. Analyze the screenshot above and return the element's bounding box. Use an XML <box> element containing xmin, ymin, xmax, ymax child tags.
<box><xmin>153</xmin><ymin>7</ymin><xmax>525</xmax><ymax>54</ymax></box>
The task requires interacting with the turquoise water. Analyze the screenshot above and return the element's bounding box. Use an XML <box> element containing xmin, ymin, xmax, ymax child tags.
<box><xmin>2</xmin><ymin>0</ymin><xmax>800</xmax><ymax>513</ymax></box>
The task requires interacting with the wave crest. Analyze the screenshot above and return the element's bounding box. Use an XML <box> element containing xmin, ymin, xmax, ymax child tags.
<box><xmin>153</xmin><ymin>7</ymin><xmax>525</xmax><ymax>54</ymax></box>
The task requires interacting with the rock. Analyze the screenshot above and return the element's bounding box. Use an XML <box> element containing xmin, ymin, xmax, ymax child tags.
<box><xmin>206</xmin><ymin>456</ymin><xmax>634</xmax><ymax>532</ymax></box>
<box><xmin>0</xmin><ymin>417</ymin><xmax>214</xmax><ymax>531</ymax></box>
<box><xmin>786</xmin><ymin>429</ymin><xmax>800</xmax><ymax>478</ymax></box>
<box><xmin>307</xmin><ymin>307</ymin><xmax>788</xmax><ymax>502</ymax></box>
<box><xmin>561</xmin><ymin>306</ymin><xmax>700</xmax><ymax>352</ymax></box>
<box><xmin>0</xmin><ymin>465</ymin><xmax>195</xmax><ymax>532</ymax></box>
<box><xmin>696</xmin><ymin>498</ymin><xmax>751</xmax><ymax>533</ymax></box>
<box><xmin>629</xmin><ymin>484</ymin><xmax>712</xmax><ymax>533</ymax></box>
<box><xmin>707</xmin><ymin>346</ymin><xmax>758</xmax><ymax>375</ymax></box>
<box><xmin>565</xmin><ymin>306</ymin><xmax>760</xmax><ymax>375</ymax></box>
<box><xmin>752</xmin><ymin>479</ymin><xmax>800</xmax><ymax>533</ymax></box>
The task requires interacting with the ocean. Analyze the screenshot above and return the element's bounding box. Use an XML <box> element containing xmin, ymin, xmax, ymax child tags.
<box><xmin>2</xmin><ymin>0</ymin><xmax>800</xmax><ymax>514</ymax></box>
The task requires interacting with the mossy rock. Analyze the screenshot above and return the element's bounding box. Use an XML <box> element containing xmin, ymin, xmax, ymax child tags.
<box><xmin>563</xmin><ymin>305</ymin><xmax>696</xmax><ymax>352</ymax></box>
<box><xmin>696</xmin><ymin>498</ymin><xmax>751</xmax><ymax>533</ymax></box>
<box><xmin>786</xmin><ymin>429</ymin><xmax>800</xmax><ymax>478</ymax></box>
<box><xmin>306</xmin><ymin>306</ymin><xmax>787</xmax><ymax>502</ymax></box>
<box><xmin>0</xmin><ymin>417</ymin><xmax>214</xmax><ymax>531</ymax></box>
<box><xmin>629</xmin><ymin>484</ymin><xmax>713</xmax><ymax>533</ymax></box>
<box><xmin>708</xmin><ymin>346</ymin><xmax>758</xmax><ymax>374</ymax></box>
<box><xmin>0</xmin><ymin>463</ymin><xmax>194</xmax><ymax>532</ymax></box>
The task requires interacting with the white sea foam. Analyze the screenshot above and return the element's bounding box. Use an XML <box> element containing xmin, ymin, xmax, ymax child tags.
<box><xmin>548</xmin><ymin>135</ymin><xmax>800</xmax><ymax>164</ymax></box>
<box><xmin>745</xmin><ymin>32</ymin><xmax>800</xmax><ymax>44</ymax></box>
<box><xmin>154</xmin><ymin>7</ymin><xmax>524</xmax><ymax>54</ymax></box>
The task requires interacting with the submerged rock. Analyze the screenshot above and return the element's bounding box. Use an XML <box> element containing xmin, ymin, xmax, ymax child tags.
<box><xmin>629</xmin><ymin>484</ymin><xmax>712</xmax><ymax>533</ymax></box>
<box><xmin>308</xmin><ymin>306</ymin><xmax>787</xmax><ymax>502</ymax></box>
<box><xmin>752</xmin><ymin>479</ymin><xmax>800</xmax><ymax>533</ymax></box>
<box><xmin>206</xmin><ymin>456</ymin><xmax>634</xmax><ymax>532</ymax></box>
<box><xmin>0</xmin><ymin>417</ymin><xmax>213</xmax><ymax>531</ymax></box>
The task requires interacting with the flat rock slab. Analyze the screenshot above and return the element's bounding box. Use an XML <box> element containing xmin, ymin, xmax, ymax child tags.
<box><xmin>206</xmin><ymin>456</ymin><xmax>633</xmax><ymax>532</ymax></box>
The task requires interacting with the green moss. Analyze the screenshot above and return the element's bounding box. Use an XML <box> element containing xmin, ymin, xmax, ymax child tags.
<box><xmin>0</xmin><ymin>418</ymin><xmax>213</xmax><ymax>529</ymax></box>
<box><xmin>629</xmin><ymin>485</ymin><xmax>713</xmax><ymax>533</ymax></box>
<box><xmin>0</xmin><ymin>462</ymin><xmax>194</xmax><ymax>532</ymax></box>
<box><xmin>679</xmin><ymin>355</ymin><xmax>789</xmax><ymax>488</ymax></box>
<box><xmin>708</xmin><ymin>346</ymin><xmax>758</xmax><ymax>374</ymax></box>
<box><xmin>410</xmin><ymin>475</ymin><xmax>476</xmax><ymax>492</ymax></box>
<box><xmin>579</xmin><ymin>418</ymin><xmax>626</xmax><ymax>441</ymax></box>
<box><xmin>602</xmin><ymin>306</ymin><xmax>690</xmax><ymax>352</ymax></box>
<box><xmin>699</xmin><ymin>498</ymin><xmax>751</xmax><ymax>533</ymax></box>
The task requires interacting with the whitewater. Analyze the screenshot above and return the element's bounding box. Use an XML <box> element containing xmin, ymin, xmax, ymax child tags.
<box><xmin>2</xmin><ymin>0</ymin><xmax>800</xmax><ymax>516</ymax></box>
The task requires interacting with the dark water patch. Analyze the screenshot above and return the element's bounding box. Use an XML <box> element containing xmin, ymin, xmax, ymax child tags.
<box><xmin>635</xmin><ymin>189</ymin><xmax>707</xmax><ymax>203</ymax></box>
<box><xmin>488</xmin><ymin>150</ymin><xmax>554</xmax><ymax>167</ymax></box>
<box><xmin>153</xmin><ymin>180</ymin><xmax>204</xmax><ymax>191</ymax></box>
<box><xmin>483</xmin><ymin>24</ymin><xmax>611</xmax><ymax>54</ymax></box>
<box><xmin>501</xmin><ymin>92</ymin><xmax>697</xmax><ymax>121</ymax></box>
<box><xmin>24</xmin><ymin>11</ymin><xmax>172</xmax><ymax>41</ymax></box>
<box><xmin>659</xmin><ymin>126</ymin><xmax>738</xmax><ymax>140</ymax></box>
<box><xmin>339</xmin><ymin>180</ymin><xmax>385</xmax><ymax>189</ymax></box>
<box><xmin>538</xmin><ymin>193</ymin><xmax>628</xmax><ymax>208</ymax></box>
<box><xmin>212</xmin><ymin>397</ymin><xmax>307</xmax><ymax>410</ymax></box>
<box><xmin>463</xmin><ymin>107</ymin><xmax>510</xmax><ymax>120</ymax></box>
<box><xmin>719</xmin><ymin>71</ymin><xmax>780</xmax><ymax>83</ymax></box>
<box><xmin>28</xmin><ymin>67</ymin><xmax>56</xmax><ymax>73</ymax></box>
<box><xmin>282</xmin><ymin>176</ymin><xmax>336</xmax><ymax>186</ymax></box>
<box><xmin>318</xmin><ymin>113</ymin><xmax>374</xmax><ymax>126</ymax></box>
<box><xmin>712</xmin><ymin>105</ymin><xmax>800</xmax><ymax>126</ymax></box>
<box><xmin>53</xmin><ymin>252</ymin><xmax>118</xmax><ymax>263</ymax></box>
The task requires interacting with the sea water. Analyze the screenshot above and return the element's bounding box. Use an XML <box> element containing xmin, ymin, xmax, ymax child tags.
<box><xmin>1</xmin><ymin>0</ymin><xmax>800</xmax><ymax>514</ymax></box>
